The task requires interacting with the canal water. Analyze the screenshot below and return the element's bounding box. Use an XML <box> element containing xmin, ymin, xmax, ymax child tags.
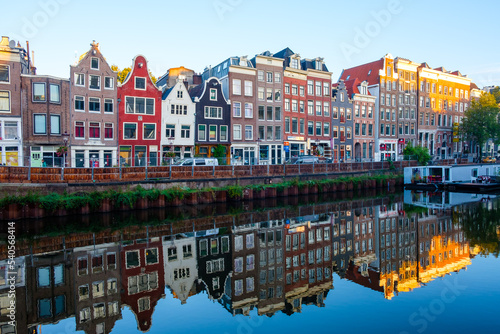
<box><xmin>1</xmin><ymin>190</ymin><xmax>499</xmax><ymax>334</ymax></box>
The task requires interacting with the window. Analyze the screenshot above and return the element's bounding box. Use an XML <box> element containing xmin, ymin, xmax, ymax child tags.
<box><xmin>316</xmin><ymin>101</ymin><xmax>322</xmax><ymax>116</ymax></box>
<box><xmin>308</xmin><ymin>100</ymin><xmax>313</xmax><ymax>115</ymax></box>
<box><xmin>34</xmin><ymin>114</ymin><xmax>46</xmax><ymax>134</ymax></box>
<box><xmin>209</xmin><ymin>125</ymin><xmax>217</xmax><ymax>141</ymax></box>
<box><xmin>33</xmin><ymin>83</ymin><xmax>46</xmax><ymax>101</ymax></box>
<box><xmin>307</xmin><ymin>80</ymin><xmax>314</xmax><ymax>95</ymax></box>
<box><xmin>233</xmin><ymin>79</ymin><xmax>241</xmax><ymax>95</ymax></box>
<box><xmin>104</xmin><ymin>76</ymin><xmax>114</xmax><ymax>89</ymax></box>
<box><xmin>104</xmin><ymin>123</ymin><xmax>113</xmax><ymax>139</ymax></box>
<box><xmin>245</xmin><ymin>103</ymin><xmax>253</xmax><ymax>118</ymax></box>
<box><xmin>89</xmin><ymin>75</ymin><xmax>100</xmax><ymax>90</ymax></box>
<box><xmin>275</xmin><ymin>72</ymin><xmax>281</xmax><ymax>83</ymax></box>
<box><xmin>315</xmin><ymin>81</ymin><xmax>322</xmax><ymax>96</ymax></box>
<box><xmin>245</xmin><ymin>125</ymin><xmax>253</xmax><ymax>140</ymax></box>
<box><xmin>316</xmin><ymin>122</ymin><xmax>322</xmax><ymax>136</ymax></box>
<box><xmin>220</xmin><ymin>125</ymin><xmax>228</xmax><ymax>141</ymax></box>
<box><xmin>143</xmin><ymin>124</ymin><xmax>156</xmax><ymax>140</ymax></box>
<box><xmin>165</xmin><ymin>124</ymin><xmax>175</xmax><ymax>138</ymax></box>
<box><xmin>4</xmin><ymin>121</ymin><xmax>17</xmax><ymax>139</ymax></box>
<box><xmin>267</xmin><ymin>88</ymin><xmax>273</xmax><ymax>101</ymax></box>
<box><xmin>104</xmin><ymin>99</ymin><xmax>113</xmax><ymax>113</ymax></box>
<box><xmin>275</xmin><ymin>89</ymin><xmax>281</xmax><ymax>101</ymax></box>
<box><xmin>233</xmin><ymin>124</ymin><xmax>242</xmax><ymax>140</ymax></box>
<box><xmin>258</xmin><ymin>70</ymin><xmax>264</xmax><ymax>81</ymax></box>
<box><xmin>244</xmin><ymin>81</ymin><xmax>253</xmax><ymax>96</ymax></box>
<box><xmin>124</xmin><ymin>123</ymin><xmax>137</xmax><ymax>139</ymax></box>
<box><xmin>275</xmin><ymin>126</ymin><xmax>281</xmax><ymax>140</ymax></box>
<box><xmin>324</xmin><ymin>122</ymin><xmax>330</xmax><ymax>137</ymax></box>
<box><xmin>198</xmin><ymin>124</ymin><xmax>206</xmax><ymax>141</ymax></box>
<box><xmin>37</xmin><ymin>267</ymin><xmax>51</xmax><ymax>287</ymax></box>
<box><xmin>308</xmin><ymin>121</ymin><xmax>314</xmax><ymax>135</ymax></box>
<box><xmin>285</xmin><ymin>83</ymin><xmax>290</xmax><ymax>94</ymax></box>
<box><xmin>324</xmin><ymin>82</ymin><xmax>330</xmax><ymax>96</ymax></box>
<box><xmin>0</xmin><ymin>91</ymin><xmax>10</xmax><ymax>112</ymax></box>
<box><xmin>209</xmin><ymin>88</ymin><xmax>217</xmax><ymax>101</ymax></box>
<box><xmin>75</xmin><ymin>73</ymin><xmax>85</xmax><ymax>86</ymax></box>
<box><xmin>126</xmin><ymin>97</ymin><xmax>154</xmax><ymax>114</ymax></box>
<box><xmin>49</xmin><ymin>84</ymin><xmax>60</xmax><ymax>103</ymax></box>
<box><xmin>50</xmin><ymin>115</ymin><xmax>60</xmax><ymax>135</ymax></box>
<box><xmin>0</xmin><ymin>65</ymin><xmax>9</xmax><ymax>83</ymax></box>
<box><xmin>266</xmin><ymin>72</ymin><xmax>273</xmax><ymax>83</ymax></box>
<box><xmin>91</xmin><ymin>57</ymin><xmax>99</xmax><ymax>69</ymax></box>
<box><xmin>89</xmin><ymin>97</ymin><xmax>100</xmax><ymax>112</ymax></box>
<box><xmin>204</xmin><ymin>106</ymin><xmax>222</xmax><ymax>119</ymax></box>
<box><xmin>135</xmin><ymin>77</ymin><xmax>146</xmax><ymax>90</ymax></box>
<box><xmin>285</xmin><ymin>117</ymin><xmax>290</xmax><ymax>133</ymax></box>
<box><xmin>75</xmin><ymin>121</ymin><xmax>84</xmax><ymax>138</ymax></box>
<box><xmin>181</xmin><ymin>125</ymin><xmax>190</xmax><ymax>138</ymax></box>
<box><xmin>233</xmin><ymin>102</ymin><xmax>241</xmax><ymax>117</ymax></box>
<box><xmin>89</xmin><ymin>122</ymin><xmax>100</xmax><ymax>139</ymax></box>
<box><xmin>75</xmin><ymin>96</ymin><xmax>84</xmax><ymax>112</ymax></box>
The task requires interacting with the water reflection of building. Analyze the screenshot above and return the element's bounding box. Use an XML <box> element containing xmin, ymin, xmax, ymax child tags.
<box><xmin>332</xmin><ymin>207</ymin><xmax>354</xmax><ymax>278</ymax></box>
<box><xmin>196</xmin><ymin>229</ymin><xmax>232</xmax><ymax>301</ymax></box>
<box><xmin>221</xmin><ymin>224</ymin><xmax>258</xmax><ymax>315</ymax></box>
<box><xmin>121</xmin><ymin>238</ymin><xmax>165</xmax><ymax>332</ymax></box>
<box><xmin>74</xmin><ymin>243</ymin><xmax>121</xmax><ymax>334</ymax></box>
<box><xmin>163</xmin><ymin>234</ymin><xmax>198</xmax><ymax>304</ymax></box>
<box><xmin>0</xmin><ymin>257</ymin><xmax>30</xmax><ymax>334</ymax></box>
<box><xmin>25</xmin><ymin>251</ymin><xmax>75</xmax><ymax>328</ymax></box>
<box><xmin>283</xmin><ymin>214</ymin><xmax>333</xmax><ymax>315</ymax></box>
<box><xmin>256</xmin><ymin>220</ymin><xmax>285</xmax><ymax>316</ymax></box>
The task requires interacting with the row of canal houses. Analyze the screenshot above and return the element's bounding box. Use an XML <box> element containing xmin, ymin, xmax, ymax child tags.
<box><xmin>1</xmin><ymin>36</ymin><xmax>478</xmax><ymax>167</ymax></box>
<box><xmin>0</xmin><ymin>199</ymin><xmax>473</xmax><ymax>333</ymax></box>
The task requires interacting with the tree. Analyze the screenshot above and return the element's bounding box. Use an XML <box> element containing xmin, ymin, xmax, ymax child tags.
<box><xmin>459</xmin><ymin>93</ymin><xmax>500</xmax><ymax>158</ymax></box>
<box><xmin>490</xmin><ymin>86</ymin><xmax>500</xmax><ymax>105</ymax></box>
<box><xmin>402</xmin><ymin>142</ymin><xmax>431</xmax><ymax>165</ymax></box>
<box><xmin>111</xmin><ymin>65</ymin><xmax>157</xmax><ymax>84</ymax></box>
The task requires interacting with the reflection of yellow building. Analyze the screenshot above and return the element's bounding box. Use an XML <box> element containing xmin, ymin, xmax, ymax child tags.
<box><xmin>379</xmin><ymin>236</ymin><xmax>470</xmax><ymax>300</ymax></box>
<box><xmin>420</xmin><ymin>236</ymin><xmax>471</xmax><ymax>284</ymax></box>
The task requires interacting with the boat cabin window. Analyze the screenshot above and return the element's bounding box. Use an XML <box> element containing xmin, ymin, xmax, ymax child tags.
<box><xmin>445</xmin><ymin>168</ymin><xmax>450</xmax><ymax>181</ymax></box>
<box><xmin>471</xmin><ymin>168</ymin><xmax>478</xmax><ymax>178</ymax></box>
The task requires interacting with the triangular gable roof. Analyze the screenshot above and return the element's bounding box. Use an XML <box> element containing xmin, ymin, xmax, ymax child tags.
<box><xmin>162</xmin><ymin>79</ymin><xmax>190</xmax><ymax>100</ymax></box>
<box><xmin>339</xmin><ymin>58</ymin><xmax>384</xmax><ymax>86</ymax></box>
<box><xmin>470</xmin><ymin>82</ymin><xmax>479</xmax><ymax>90</ymax></box>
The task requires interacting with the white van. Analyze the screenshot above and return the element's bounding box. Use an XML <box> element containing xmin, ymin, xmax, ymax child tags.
<box><xmin>174</xmin><ymin>158</ymin><xmax>219</xmax><ymax>166</ymax></box>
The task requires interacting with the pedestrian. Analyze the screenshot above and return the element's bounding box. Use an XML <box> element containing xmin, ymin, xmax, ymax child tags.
<box><xmin>42</xmin><ymin>159</ymin><xmax>47</xmax><ymax>167</ymax></box>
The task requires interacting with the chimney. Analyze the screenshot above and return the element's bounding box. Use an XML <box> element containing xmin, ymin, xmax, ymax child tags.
<box><xmin>0</xmin><ymin>36</ymin><xmax>9</xmax><ymax>46</ymax></box>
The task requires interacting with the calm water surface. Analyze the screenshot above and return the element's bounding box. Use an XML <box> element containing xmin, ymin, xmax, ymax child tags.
<box><xmin>1</xmin><ymin>191</ymin><xmax>499</xmax><ymax>334</ymax></box>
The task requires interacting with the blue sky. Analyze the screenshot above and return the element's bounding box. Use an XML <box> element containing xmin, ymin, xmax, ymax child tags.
<box><xmin>2</xmin><ymin>0</ymin><xmax>499</xmax><ymax>87</ymax></box>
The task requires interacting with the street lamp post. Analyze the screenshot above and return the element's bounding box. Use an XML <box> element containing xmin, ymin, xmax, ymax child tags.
<box><xmin>62</xmin><ymin>131</ymin><xmax>69</xmax><ymax>168</ymax></box>
<box><xmin>168</xmin><ymin>137</ymin><xmax>174</xmax><ymax>165</ymax></box>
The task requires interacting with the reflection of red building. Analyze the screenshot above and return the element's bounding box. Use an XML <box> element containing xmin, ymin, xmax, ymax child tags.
<box><xmin>118</xmin><ymin>55</ymin><xmax>162</xmax><ymax>167</ymax></box>
<box><xmin>121</xmin><ymin>238</ymin><xmax>165</xmax><ymax>332</ymax></box>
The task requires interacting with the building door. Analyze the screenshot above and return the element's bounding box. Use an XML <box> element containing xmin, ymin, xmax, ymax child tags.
<box><xmin>354</xmin><ymin>143</ymin><xmax>361</xmax><ymax>161</ymax></box>
<box><xmin>31</xmin><ymin>147</ymin><xmax>42</xmax><ymax>167</ymax></box>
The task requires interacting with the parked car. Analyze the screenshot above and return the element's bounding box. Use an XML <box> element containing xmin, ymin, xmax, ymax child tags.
<box><xmin>482</xmin><ymin>156</ymin><xmax>496</xmax><ymax>163</ymax></box>
<box><xmin>292</xmin><ymin>156</ymin><xmax>320</xmax><ymax>164</ymax></box>
<box><xmin>174</xmin><ymin>158</ymin><xmax>219</xmax><ymax>166</ymax></box>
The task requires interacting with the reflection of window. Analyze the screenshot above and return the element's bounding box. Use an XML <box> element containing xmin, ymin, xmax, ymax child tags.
<box><xmin>235</xmin><ymin>257</ymin><xmax>243</xmax><ymax>273</ymax></box>
<box><xmin>107</xmin><ymin>279</ymin><xmax>117</xmax><ymax>294</ymax></box>
<box><xmin>93</xmin><ymin>303</ymin><xmax>105</xmax><ymax>319</ymax></box>
<box><xmin>246</xmin><ymin>254</ymin><xmax>255</xmax><ymax>271</ymax></box>
<box><xmin>199</xmin><ymin>239</ymin><xmax>208</xmax><ymax>257</ymax></box>
<box><xmin>235</xmin><ymin>279</ymin><xmax>243</xmax><ymax>296</ymax></box>
<box><xmin>93</xmin><ymin>281</ymin><xmax>104</xmax><ymax>297</ymax></box>
<box><xmin>80</xmin><ymin>308</ymin><xmax>90</xmax><ymax>323</ymax></box>
<box><xmin>38</xmin><ymin>267</ymin><xmax>50</xmax><ymax>287</ymax></box>
<box><xmin>53</xmin><ymin>264</ymin><xmax>64</xmax><ymax>285</ymax></box>
<box><xmin>38</xmin><ymin>298</ymin><xmax>52</xmax><ymax>318</ymax></box>
<box><xmin>183</xmin><ymin>244</ymin><xmax>192</xmax><ymax>258</ymax></box>
<box><xmin>168</xmin><ymin>247</ymin><xmax>177</xmax><ymax>261</ymax></box>
<box><xmin>126</xmin><ymin>250</ymin><xmax>140</xmax><ymax>268</ymax></box>
<box><xmin>146</xmin><ymin>248</ymin><xmax>158</xmax><ymax>264</ymax></box>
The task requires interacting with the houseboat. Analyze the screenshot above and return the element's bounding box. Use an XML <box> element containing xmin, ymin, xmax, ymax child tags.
<box><xmin>404</xmin><ymin>164</ymin><xmax>500</xmax><ymax>191</ymax></box>
<box><xmin>404</xmin><ymin>189</ymin><xmax>496</xmax><ymax>210</ymax></box>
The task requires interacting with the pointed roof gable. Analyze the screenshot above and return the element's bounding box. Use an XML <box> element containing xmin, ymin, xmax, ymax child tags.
<box><xmin>339</xmin><ymin>58</ymin><xmax>384</xmax><ymax>86</ymax></box>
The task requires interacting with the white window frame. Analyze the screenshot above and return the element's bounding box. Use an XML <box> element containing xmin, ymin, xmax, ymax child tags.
<box><xmin>233</xmin><ymin>124</ymin><xmax>242</xmax><ymax>140</ymax></box>
<box><xmin>89</xmin><ymin>75</ymin><xmax>101</xmax><ymax>90</ymax></box>
<box><xmin>134</xmin><ymin>77</ymin><xmax>146</xmax><ymax>90</ymax></box>
<box><xmin>0</xmin><ymin>64</ymin><xmax>10</xmax><ymax>84</ymax></box>
<box><xmin>232</xmin><ymin>79</ymin><xmax>241</xmax><ymax>95</ymax></box>
<box><xmin>89</xmin><ymin>97</ymin><xmax>101</xmax><ymax>113</ymax></box>
<box><xmin>91</xmin><ymin>57</ymin><xmax>99</xmax><ymax>70</ymax></box>
<box><xmin>244</xmin><ymin>80</ymin><xmax>253</xmax><ymax>96</ymax></box>
<box><xmin>143</xmin><ymin>123</ymin><xmax>156</xmax><ymax>140</ymax></box>
<box><xmin>74</xmin><ymin>95</ymin><xmax>85</xmax><ymax>112</ymax></box>
<box><xmin>123</xmin><ymin>122</ymin><xmax>138</xmax><ymax>140</ymax></box>
<box><xmin>198</xmin><ymin>124</ymin><xmax>207</xmax><ymax>141</ymax></box>
<box><xmin>233</xmin><ymin>102</ymin><xmax>241</xmax><ymax>117</ymax></box>
<box><xmin>220</xmin><ymin>125</ymin><xmax>228</xmax><ymax>142</ymax></box>
<box><xmin>245</xmin><ymin>125</ymin><xmax>253</xmax><ymax>140</ymax></box>
<box><xmin>0</xmin><ymin>91</ymin><xmax>11</xmax><ymax>112</ymax></box>
<box><xmin>104</xmin><ymin>98</ymin><xmax>114</xmax><ymax>113</ymax></box>
<box><xmin>209</xmin><ymin>124</ymin><xmax>218</xmax><ymax>142</ymax></box>
<box><xmin>104</xmin><ymin>76</ymin><xmax>114</xmax><ymax>90</ymax></box>
<box><xmin>210</xmin><ymin>88</ymin><xmax>217</xmax><ymax>101</ymax></box>
<box><xmin>104</xmin><ymin>122</ymin><xmax>114</xmax><ymax>140</ymax></box>
<box><xmin>75</xmin><ymin>73</ymin><xmax>85</xmax><ymax>87</ymax></box>
<box><xmin>75</xmin><ymin>121</ymin><xmax>85</xmax><ymax>139</ymax></box>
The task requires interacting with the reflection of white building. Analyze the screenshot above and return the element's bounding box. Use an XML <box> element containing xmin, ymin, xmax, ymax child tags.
<box><xmin>161</xmin><ymin>78</ymin><xmax>196</xmax><ymax>160</ymax></box>
<box><xmin>162</xmin><ymin>235</ymin><xmax>197</xmax><ymax>304</ymax></box>
<box><xmin>0</xmin><ymin>257</ymin><xmax>25</xmax><ymax>333</ymax></box>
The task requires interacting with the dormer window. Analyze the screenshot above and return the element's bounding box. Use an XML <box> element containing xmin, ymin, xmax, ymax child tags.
<box><xmin>315</xmin><ymin>61</ymin><xmax>322</xmax><ymax>71</ymax></box>
<box><xmin>135</xmin><ymin>77</ymin><xmax>146</xmax><ymax>90</ymax></box>
<box><xmin>367</xmin><ymin>70</ymin><xmax>372</xmax><ymax>76</ymax></box>
<box><xmin>345</xmin><ymin>75</ymin><xmax>350</xmax><ymax>81</ymax></box>
<box><xmin>290</xmin><ymin>58</ymin><xmax>299</xmax><ymax>69</ymax></box>
<box><xmin>91</xmin><ymin>57</ymin><xmax>99</xmax><ymax>70</ymax></box>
